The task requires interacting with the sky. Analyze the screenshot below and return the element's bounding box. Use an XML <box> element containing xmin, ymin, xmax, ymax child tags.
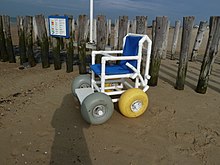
<box><xmin>0</xmin><ymin>0</ymin><xmax>220</xmax><ymax>25</ymax></box>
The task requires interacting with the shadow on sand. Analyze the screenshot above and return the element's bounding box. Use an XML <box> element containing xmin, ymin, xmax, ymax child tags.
<box><xmin>50</xmin><ymin>94</ymin><xmax>92</xmax><ymax>165</ymax></box>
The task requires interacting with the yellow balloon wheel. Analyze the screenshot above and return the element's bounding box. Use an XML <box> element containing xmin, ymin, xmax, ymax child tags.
<box><xmin>119</xmin><ymin>88</ymin><xmax>148</xmax><ymax>118</ymax></box>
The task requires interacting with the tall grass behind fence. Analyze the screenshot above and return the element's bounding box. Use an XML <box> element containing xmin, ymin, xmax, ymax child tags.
<box><xmin>0</xmin><ymin>14</ymin><xmax>220</xmax><ymax>94</ymax></box>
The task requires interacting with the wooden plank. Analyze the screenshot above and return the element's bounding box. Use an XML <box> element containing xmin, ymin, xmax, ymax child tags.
<box><xmin>2</xmin><ymin>15</ymin><xmax>16</xmax><ymax>63</ymax></box>
<box><xmin>171</xmin><ymin>20</ymin><xmax>181</xmax><ymax>60</ymax></box>
<box><xmin>196</xmin><ymin>16</ymin><xmax>220</xmax><ymax>94</ymax></box>
<box><xmin>149</xmin><ymin>16</ymin><xmax>169</xmax><ymax>86</ymax></box>
<box><xmin>190</xmin><ymin>21</ymin><xmax>208</xmax><ymax>61</ymax></box>
<box><xmin>66</xmin><ymin>16</ymin><xmax>74</xmax><ymax>73</ymax></box>
<box><xmin>24</xmin><ymin>16</ymin><xmax>36</xmax><ymax>67</ymax></box>
<box><xmin>78</xmin><ymin>15</ymin><xmax>87</xmax><ymax>74</ymax></box>
<box><xmin>175</xmin><ymin>16</ymin><xmax>195</xmax><ymax>90</ymax></box>
<box><xmin>0</xmin><ymin>15</ymin><xmax>8</xmax><ymax>62</ymax></box>
<box><xmin>35</xmin><ymin>14</ymin><xmax>50</xmax><ymax>68</ymax></box>
<box><xmin>118</xmin><ymin>16</ymin><xmax>128</xmax><ymax>50</ymax></box>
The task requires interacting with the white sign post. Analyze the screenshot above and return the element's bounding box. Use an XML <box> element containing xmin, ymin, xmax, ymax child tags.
<box><xmin>90</xmin><ymin>0</ymin><xmax>93</xmax><ymax>43</ymax></box>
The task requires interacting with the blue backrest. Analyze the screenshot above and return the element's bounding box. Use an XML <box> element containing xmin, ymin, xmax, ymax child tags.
<box><xmin>120</xmin><ymin>35</ymin><xmax>143</xmax><ymax>68</ymax></box>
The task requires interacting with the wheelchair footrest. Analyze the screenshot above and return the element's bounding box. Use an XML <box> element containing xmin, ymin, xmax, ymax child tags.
<box><xmin>75</xmin><ymin>88</ymin><xmax>94</xmax><ymax>104</ymax></box>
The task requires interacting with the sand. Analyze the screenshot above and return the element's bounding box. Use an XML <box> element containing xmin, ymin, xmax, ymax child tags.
<box><xmin>0</xmin><ymin>23</ymin><xmax>220</xmax><ymax>165</ymax></box>
<box><xmin>0</xmin><ymin>58</ymin><xmax>220</xmax><ymax>165</ymax></box>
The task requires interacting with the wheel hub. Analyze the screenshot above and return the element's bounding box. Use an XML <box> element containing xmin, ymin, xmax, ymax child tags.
<box><xmin>80</xmin><ymin>83</ymin><xmax>90</xmax><ymax>88</ymax></box>
<box><xmin>131</xmin><ymin>100</ymin><xmax>142</xmax><ymax>112</ymax></box>
<box><xmin>92</xmin><ymin>105</ymin><xmax>106</xmax><ymax>118</ymax></box>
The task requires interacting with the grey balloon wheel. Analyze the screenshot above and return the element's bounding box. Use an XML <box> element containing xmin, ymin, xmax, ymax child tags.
<box><xmin>81</xmin><ymin>92</ymin><xmax>114</xmax><ymax>125</ymax></box>
<box><xmin>72</xmin><ymin>75</ymin><xmax>91</xmax><ymax>96</ymax></box>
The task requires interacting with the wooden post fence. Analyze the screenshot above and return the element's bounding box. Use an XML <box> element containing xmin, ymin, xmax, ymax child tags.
<box><xmin>175</xmin><ymin>16</ymin><xmax>195</xmax><ymax>90</ymax></box>
<box><xmin>151</xmin><ymin>20</ymin><xmax>156</xmax><ymax>46</ymax></box>
<box><xmin>136</xmin><ymin>16</ymin><xmax>147</xmax><ymax>34</ymax></box>
<box><xmin>113</xmin><ymin>19</ymin><xmax>119</xmax><ymax>50</ymax></box>
<box><xmin>118</xmin><ymin>16</ymin><xmax>128</xmax><ymax>50</ymax></box>
<box><xmin>171</xmin><ymin>20</ymin><xmax>181</xmax><ymax>60</ymax></box>
<box><xmin>96</xmin><ymin>15</ymin><xmax>107</xmax><ymax>63</ymax></box>
<box><xmin>129</xmin><ymin>19</ymin><xmax>136</xmax><ymax>33</ymax></box>
<box><xmin>17</xmin><ymin>16</ymin><xmax>27</xmax><ymax>65</ymax></box>
<box><xmin>136</xmin><ymin>16</ymin><xmax>148</xmax><ymax>75</ymax></box>
<box><xmin>97</xmin><ymin>15</ymin><xmax>107</xmax><ymax>50</ymax></box>
<box><xmin>0</xmin><ymin>15</ymin><xmax>8</xmax><ymax>62</ymax></box>
<box><xmin>51</xmin><ymin>37</ymin><xmax>61</xmax><ymax>70</ymax></box>
<box><xmin>196</xmin><ymin>16</ymin><xmax>220</xmax><ymax>94</ymax></box>
<box><xmin>25</xmin><ymin>16</ymin><xmax>36</xmax><ymax>67</ymax></box>
<box><xmin>162</xmin><ymin>20</ymin><xmax>170</xmax><ymax>59</ymax></box>
<box><xmin>66</xmin><ymin>16</ymin><xmax>74</xmax><ymax>73</ymax></box>
<box><xmin>106</xmin><ymin>19</ymin><xmax>111</xmax><ymax>46</ymax></box>
<box><xmin>149</xmin><ymin>16</ymin><xmax>169</xmax><ymax>86</ymax></box>
<box><xmin>78</xmin><ymin>15</ymin><xmax>88</xmax><ymax>74</ymax></box>
<box><xmin>190</xmin><ymin>21</ymin><xmax>208</xmax><ymax>61</ymax></box>
<box><xmin>2</xmin><ymin>15</ymin><xmax>16</xmax><ymax>63</ymax></box>
<box><xmin>35</xmin><ymin>14</ymin><xmax>50</xmax><ymax>68</ymax></box>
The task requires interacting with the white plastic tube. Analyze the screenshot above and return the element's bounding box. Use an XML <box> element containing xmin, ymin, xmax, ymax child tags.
<box><xmin>90</xmin><ymin>0</ymin><xmax>93</xmax><ymax>43</ymax></box>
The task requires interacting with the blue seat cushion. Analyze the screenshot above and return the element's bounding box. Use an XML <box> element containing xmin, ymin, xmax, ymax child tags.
<box><xmin>90</xmin><ymin>64</ymin><xmax>133</xmax><ymax>75</ymax></box>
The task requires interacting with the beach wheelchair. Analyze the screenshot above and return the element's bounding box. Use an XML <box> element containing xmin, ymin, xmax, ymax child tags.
<box><xmin>72</xmin><ymin>33</ymin><xmax>152</xmax><ymax>124</ymax></box>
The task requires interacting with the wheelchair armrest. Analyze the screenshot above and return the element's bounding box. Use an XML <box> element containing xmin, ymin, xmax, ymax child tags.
<box><xmin>101</xmin><ymin>55</ymin><xmax>139</xmax><ymax>63</ymax></box>
<box><xmin>91</xmin><ymin>50</ymin><xmax>123</xmax><ymax>65</ymax></box>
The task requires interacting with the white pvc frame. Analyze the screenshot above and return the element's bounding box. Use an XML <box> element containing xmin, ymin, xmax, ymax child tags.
<box><xmin>91</xmin><ymin>33</ymin><xmax>152</xmax><ymax>102</ymax></box>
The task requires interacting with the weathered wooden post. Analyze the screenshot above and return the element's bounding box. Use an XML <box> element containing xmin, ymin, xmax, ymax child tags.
<box><xmin>175</xmin><ymin>16</ymin><xmax>195</xmax><ymax>90</ymax></box>
<box><xmin>136</xmin><ymin>16</ymin><xmax>148</xmax><ymax>75</ymax></box>
<box><xmin>118</xmin><ymin>16</ymin><xmax>128</xmax><ymax>50</ymax></box>
<box><xmin>190</xmin><ymin>21</ymin><xmax>208</xmax><ymax>61</ymax></box>
<box><xmin>78</xmin><ymin>15</ymin><xmax>88</xmax><ymax>74</ymax></box>
<box><xmin>196</xmin><ymin>16</ymin><xmax>220</xmax><ymax>94</ymax></box>
<box><xmin>136</xmin><ymin>16</ymin><xmax>147</xmax><ymax>34</ymax></box>
<box><xmin>51</xmin><ymin>37</ymin><xmax>61</xmax><ymax>70</ymax></box>
<box><xmin>151</xmin><ymin>20</ymin><xmax>156</xmax><ymax>45</ymax></box>
<box><xmin>97</xmin><ymin>15</ymin><xmax>107</xmax><ymax>50</ymax></box>
<box><xmin>171</xmin><ymin>20</ymin><xmax>181</xmax><ymax>60</ymax></box>
<box><xmin>114</xmin><ymin>19</ymin><xmax>119</xmax><ymax>50</ymax></box>
<box><xmin>96</xmin><ymin>15</ymin><xmax>107</xmax><ymax>63</ymax></box>
<box><xmin>17</xmin><ymin>16</ymin><xmax>27</xmax><ymax>65</ymax></box>
<box><xmin>162</xmin><ymin>20</ymin><xmax>170</xmax><ymax>59</ymax></box>
<box><xmin>106</xmin><ymin>19</ymin><xmax>111</xmax><ymax>46</ymax></box>
<box><xmin>66</xmin><ymin>16</ymin><xmax>74</xmax><ymax>73</ymax></box>
<box><xmin>49</xmin><ymin>15</ymin><xmax>61</xmax><ymax>70</ymax></box>
<box><xmin>149</xmin><ymin>16</ymin><xmax>169</xmax><ymax>86</ymax></box>
<box><xmin>35</xmin><ymin>14</ymin><xmax>50</xmax><ymax>68</ymax></box>
<box><xmin>25</xmin><ymin>16</ymin><xmax>36</xmax><ymax>67</ymax></box>
<box><xmin>2</xmin><ymin>15</ymin><xmax>16</xmax><ymax>63</ymax></box>
<box><xmin>0</xmin><ymin>15</ymin><xmax>8</xmax><ymax>62</ymax></box>
<box><xmin>129</xmin><ymin>19</ymin><xmax>136</xmax><ymax>33</ymax></box>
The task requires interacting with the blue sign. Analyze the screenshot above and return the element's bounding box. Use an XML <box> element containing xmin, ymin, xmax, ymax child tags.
<box><xmin>48</xmin><ymin>15</ymin><xmax>69</xmax><ymax>38</ymax></box>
